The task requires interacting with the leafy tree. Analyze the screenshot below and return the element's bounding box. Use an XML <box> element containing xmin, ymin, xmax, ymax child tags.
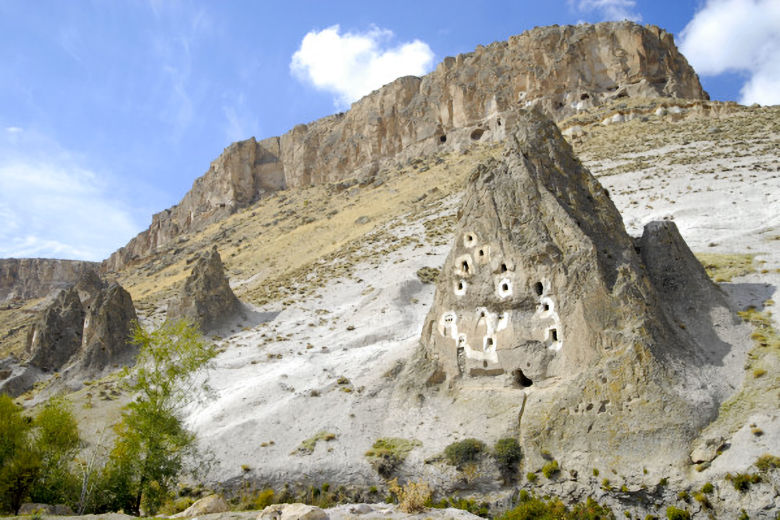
<box><xmin>100</xmin><ymin>320</ymin><xmax>216</xmax><ymax>515</ymax></box>
<box><xmin>29</xmin><ymin>397</ymin><xmax>81</xmax><ymax>507</ymax></box>
<box><xmin>0</xmin><ymin>395</ymin><xmax>30</xmax><ymax>468</ymax></box>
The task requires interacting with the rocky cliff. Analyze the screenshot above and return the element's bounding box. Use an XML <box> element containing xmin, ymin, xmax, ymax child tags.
<box><xmin>104</xmin><ymin>21</ymin><xmax>706</xmax><ymax>272</ymax></box>
<box><xmin>0</xmin><ymin>258</ymin><xmax>100</xmax><ymax>303</ymax></box>
<box><xmin>410</xmin><ymin>109</ymin><xmax>747</xmax><ymax>473</ymax></box>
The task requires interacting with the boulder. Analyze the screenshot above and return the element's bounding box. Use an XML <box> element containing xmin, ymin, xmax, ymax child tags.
<box><xmin>26</xmin><ymin>286</ymin><xmax>84</xmax><ymax>372</ymax></box>
<box><xmin>258</xmin><ymin>503</ymin><xmax>328</xmax><ymax>520</ymax></box>
<box><xmin>172</xmin><ymin>494</ymin><xmax>229</xmax><ymax>517</ymax></box>
<box><xmin>167</xmin><ymin>247</ymin><xmax>241</xmax><ymax>332</ymax></box>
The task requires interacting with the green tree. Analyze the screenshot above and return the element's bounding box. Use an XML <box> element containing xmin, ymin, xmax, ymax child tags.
<box><xmin>0</xmin><ymin>395</ymin><xmax>30</xmax><ymax>468</ymax></box>
<box><xmin>0</xmin><ymin>395</ymin><xmax>36</xmax><ymax>513</ymax></box>
<box><xmin>29</xmin><ymin>397</ymin><xmax>81</xmax><ymax>507</ymax></box>
<box><xmin>100</xmin><ymin>320</ymin><xmax>216</xmax><ymax>515</ymax></box>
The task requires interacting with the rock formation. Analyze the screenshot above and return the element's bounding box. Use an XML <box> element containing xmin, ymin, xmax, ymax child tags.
<box><xmin>104</xmin><ymin>21</ymin><xmax>707</xmax><ymax>271</ymax></box>
<box><xmin>415</xmin><ymin>109</ymin><xmax>745</xmax><ymax>472</ymax></box>
<box><xmin>74</xmin><ymin>282</ymin><xmax>138</xmax><ymax>375</ymax></box>
<box><xmin>26</xmin><ymin>286</ymin><xmax>85</xmax><ymax>372</ymax></box>
<box><xmin>0</xmin><ymin>258</ymin><xmax>100</xmax><ymax>303</ymax></box>
<box><xmin>167</xmin><ymin>247</ymin><xmax>241</xmax><ymax>332</ymax></box>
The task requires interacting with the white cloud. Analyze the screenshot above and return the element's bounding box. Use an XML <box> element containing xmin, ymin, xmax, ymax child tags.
<box><xmin>0</xmin><ymin>131</ymin><xmax>142</xmax><ymax>261</ymax></box>
<box><xmin>290</xmin><ymin>25</ymin><xmax>435</xmax><ymax>108</ymax></box>
<box><xmin>570</xmin><ymin>0</ymin><xmax>641</xmax><ymax>21</ymax></box>
<box><xmin>679</xmin><ymin>0</ymin><xmax>780</xmax><ymax>105</ymax></box>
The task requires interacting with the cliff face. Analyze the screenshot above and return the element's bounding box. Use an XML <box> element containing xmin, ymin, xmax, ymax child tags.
<box><xmin>104</xmin><ymin>21</ymin><xmax>706</xmax><ymax>272</ymax></box>
<box><xmin>0</xmin><ymin>259</ymin><xmax>100</xmax><ymax>303</ymax></box>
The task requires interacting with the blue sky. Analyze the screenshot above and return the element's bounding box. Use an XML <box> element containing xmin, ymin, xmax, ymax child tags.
<box><xmin>1</xmin><ymin>0</ymin><xmax>778</xmax><ymax>261</ymax></box>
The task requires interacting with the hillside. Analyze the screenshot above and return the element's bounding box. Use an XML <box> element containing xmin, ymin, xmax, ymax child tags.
<box><xmin>0</xmin><ymin>21</ymin><xmax>778</xmax><ymax>519</ymax></box>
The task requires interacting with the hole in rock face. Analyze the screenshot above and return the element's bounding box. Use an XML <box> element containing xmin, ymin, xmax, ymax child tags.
<box><xmin>497</xmin><ymin>118</ymin><xmax>502</xmax><ymax>126</ymax></box>
<box><xmin>535</xmin><ymin>282</ymin><xmax>544</xmax><ymax>296</ymax></box>
<box><xmin>483</xmin><ymin>360</ymin><xmax>488</xmax><ymax>368</ymax></box>
<box><xmin>478</xmin><ymin>249</ymin><xmax>484</xmax><ymax>257</ymax></box>
<box><xmin>486</xmin><ymin>338</ymin><xmax>494</xmax><ymax>347</ymax></box>
<box><xmin>479</xmin><ymin>310</ymin><xmax>486</xmax><ymax>318</ymax></box>
<box><xmin>550</xmin><ymin>328</ymin><xmax>558</xmax><ymax>341</ymax></box>
<box><xmin>439</xmin><ymin>134</ymin><xmax>447</xmax><ymax>143</ymax></box>
<box><xmin>458</xmin><ymin>281</ymin><xmax>464</xmax><ymax>290</ymax></box>
<box><xmin>543</xmin><ymin>303</ymin><xmax>550</xmax><ymax>311</ymax></box>
<box><xmin>462</xmin><ymin>261</ymin><xmax>470</xmax><ymax>273</ymax></box>
<box><xmin>513</xmin><ymin>369</ymin><xmax>533</xmax><ymax>387</ymax></box>
<box><xmin>580</xmin><ymin>93</ymin><xmax>590</xmax><ymax>100</ymax></box>
<box><xmin>502</xmin><ymin>283</ymin><xmax>509</xmax><ymax>292</ymax></box>
<box><xmin>470</xmin><ymin>128</ymin><xmax>484</xmax><ymax>140</ymax></box>
<box><xmin>501</xmin><ymin>263</ymin><xmax>508</xmax><ymax>273</ymax></box>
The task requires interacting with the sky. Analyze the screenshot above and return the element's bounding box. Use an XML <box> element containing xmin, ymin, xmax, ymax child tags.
<box><xmin>1</xmin><ymin>0</ymin><xmax>778</xmax><ymax>261</ymax></box>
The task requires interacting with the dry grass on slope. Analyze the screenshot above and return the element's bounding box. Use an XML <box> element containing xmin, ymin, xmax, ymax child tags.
<box><xmin>116</xmin><ymin>144</ymin><xmax>501</xmax><ymax>314</ymax></box>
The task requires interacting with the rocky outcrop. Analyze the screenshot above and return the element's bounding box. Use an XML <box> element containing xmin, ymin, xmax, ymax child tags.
<box><xmin>104</xmin><ymin>22</ymin><xmax>707</xmax><ymax>271</ymax></box>
<box><xmin>414</xmin><ymin>109</ymin><xmax>746</xmax><ymax>474</ymax></box>
<box><xmin>171</xmin><ymin>495</ymin><xmax>229</xmax><ymax>518</ymax></box>
<box><xmin>26</xmin><ymin>286</ymin><xmax>85</xmax><ymax>372</ymax></box>
<box><xmin>74</xmin><ymin>282</ymin><xmax>138</xmax><ymax>375</ymax></box>
<box><xmin>167</xmin><ymin>247</ymin><xmax>241</xmax><ymax>332</ymax></box>
<box><xmin>0</xmin><ymin>258</ymin><xmax>100</xmax><ymax>303</ymax></box>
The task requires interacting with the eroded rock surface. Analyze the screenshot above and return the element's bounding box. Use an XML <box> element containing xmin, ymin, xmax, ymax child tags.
<box><xmin>414</xmin><ymin>109</ymin><xmax>748</xmax><ymax>473</ymax></box>
<box><xmin>167</xmin><ymin>247</ymin><xmax>242</xmax><ymax>332</ymax></box>
<box><xmin>0</xmin><ymin>258</ymin><xmax>99</xmax><ymax>303</ymax></box>
<box><xmin>105</xmin><ymin>21</ymin><xmax>707</xmax><ymax>271</ymax></box>
<box><xmin>26</xmin><ymin>286</ymin><xmax>85</xmax><ymax>372</ymax></box>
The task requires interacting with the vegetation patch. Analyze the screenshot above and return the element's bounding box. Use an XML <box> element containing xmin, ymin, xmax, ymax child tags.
<box><xmin>387</xmin><ymin>478</ymin><xmax>431</xmax><ymax>514</ymax></box>
<box><xmin>695</xmin><ymin>253</ymin><xmax>755</xmax><ymax>283</ymax></box>
<box><xmin>444</xmin><ymin>438</ymin><xmax>486</xmax><ymax>468</ymax></box>
<box><xmin>415</xmin><ymin>266</ymin><xmax>440</xmax><ymax>284</ymax></box>
<box><xmin>498</xmin><ymin>490</ymin><xmax>614</xmax><ymax>520</ymax></box>
<box><xmin>292</xmin><ymin>431</ymin><xmax>337</xmax><ymax>456</ymax></box>
<box><xmin>364</xmin><ymin>437</ymin><xmax>421</xmax><ymax>478</ymax></box>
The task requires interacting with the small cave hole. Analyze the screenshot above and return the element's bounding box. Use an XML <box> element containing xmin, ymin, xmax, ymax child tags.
<box><xmin>483</xmin><ymin>360</ymin><xmax>488</xmax><ymax>368</ymax></box>
<box><xmin>457</xmin><ymin>281</ymin><xmax>464</xmax><ymax>291</ymax></box>
<box><xmin>550</xmin><ymin>328</ymin><xmax>558</xmax><ymax>341</ymax></box>
<box><xmin>543</xmin><ymin>303</ymin><xmax>550</xmax><ymax>311</ymax></box>
<box><xmin>497</xmin><ymin>118</ymin><xmax>502</xmax><ymax>126</ymax></box>
<box><xmin>462</xmin><ymin>261</ymin><xmax>470</xmax><ymax>273</ymax></box>
<box><xmin>486</xmin><ymin>338</ymin><xmax>494</xmax><ymax>347</ymax></box>
<box><xmin>500</xmin><ymin>263</ymin><xmax>508</xmax><ymax>273</ymax></box>
<box><xmin>439</xmin><ymin>134</ymin><xmax>447</xmax><ymax>143</ymax></box>
<box><xmin>470</xmin><ymin>128</ymin><xmax>485</xmax><ymax>141</ymax></box>
<box><xmin>513</xmin><ymin>369</ymin><xmax>533</xmax><ymax>387</ymax></box>
<box><xmin>580</xmin><ymin>93</ymin><xmax>590</xmax><ymax>100</ymax></box>
<box><xmin>478</xmin><ymin>249</ymin><xmax>485</xmax><ymax>257</ymax></box>
<box><xmin>502</xmin><ymin>283</ymin><xmax>509</xmax><ymax>292</ymax></box>
<box><xmin>534</xmin><ymin>282</ymin><xmax>544</xmax><ymax>296</ymax></box>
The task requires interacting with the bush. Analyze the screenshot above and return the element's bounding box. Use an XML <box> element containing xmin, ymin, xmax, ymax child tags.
<box><xmin>499</xmin><ymin>492</ymin><xmax>614</xmax><ymax>520</ymax></box>
<box><xmin>701</xmin><ymin>482</ymin><xmax>714</xmax><ymax>494</ymax></box>
<box><xmin>493</xmin><ymin>438</ymin><xmax>522</xmax><ymax>469</ymax></box>
<box><xmin>444</xmin><ymin>438</ymin><xmax>486</xmax><ymax>468</ymax></box>
<box><xmin>365</xmin><ymin>438</ymin><xmax>421</xmax><ymax>478</ymax></box>
<box><xmin>755</xmin><ymin>454</ymin><xmax>780</xmax><ymax>472</ymax></box>
<box><xmin>542</xmin><ymin>459</ymin><xmax>559</xmax><ymax>479</ymax></box>
<box><xmin>665</xmin><ymin>506</ymin><xmax>690</xmax><ymax>520</ymax></box>
<box><xmin>388</xmin><ymin>478</ymin><xmax>431</xmax><ymax>513</ymax></box>
<box><xmin>727</xmin><ymin>472</ymin><xmax>761</xmax><ymax>492</ymax></box>
<box><xmin>526</xmin><ymin>472</ymin><xmax>537</xmax><ymax>483</ymax></box>
<box><xmin>416</xmin><ymin>267</ymin><xmax>440</xmax><ymax>284</ymax></box>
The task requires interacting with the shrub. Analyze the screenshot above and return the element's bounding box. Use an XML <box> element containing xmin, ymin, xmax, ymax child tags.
<box><xmin>253</xmin><ymin>489</ymin><xmax>275</xmax><ymax>510</ymax></box>
<box><xmin>701</xmin><ymin>482</ymin><xmax>714</xmax><ymax>494</ymax></box>
<box><xmin>364</xmin><ymin>437</ymin><xmax>421</xmax><ymax>478</ymax></box>
<box><xmin>416</xmin><ymin>267</ymin><xmax>440</xmax><ymax>284</ymax></box>
<box><xmin>542</xmin><ymin>459</ymin><xmax>559</xmax><ymax>479</ymax></box>
<box><xmin>693</xmin><ymin>491</ymin><xmax>710</xmax><ymax>509</ymax></box>
<box><xmin>444</xmin><ymin>438</ymin><xmax>486</xmax><ymax>468</ymax></box>
<box><xmin>493</xmin><ymin>438</ymin><xmax>522</xmax><ymax>481</ymax></box>
<box><xmin>665</xmin><ymin>506</ymin><xmax>690</xmax><ymax>520</ymax></box>
<box><xmin>388</xmin><ymin>478</ymin><xmax>431</xmax><ymax>513</ymax></box>
<box><xmin>755</xmin><ymin>454</ymin><xmax>780</xmax><ymax>472</ymax></box>
<box><xmin>499</xmin><ymin>492</ymin><xmax>613</xmax><ymax>520</ymax></box>
<box><xmin>727</xmin><ymin>472</ymin><xmax>761</xmax><ymax>492</ymax></box>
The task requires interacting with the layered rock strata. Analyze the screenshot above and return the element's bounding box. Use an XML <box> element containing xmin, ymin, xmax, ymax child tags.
<box><xmin>415</xmin><ymin>109</ymin><xmax>745</xmax><ymax>472</ymax></box>
<box><xmin>105</xmin><ymin>21</ymin><xmax>707</xmax><ymax>271</ymax></box>
<box><xmin>0</xmin><ymin>258</ymin><xmax>100</xmax><ymax>303</ymax></box>
<box><xmin>167</xmin><ymin>247</ymin><xmax>242</xmax><ymax>332</ymax></box>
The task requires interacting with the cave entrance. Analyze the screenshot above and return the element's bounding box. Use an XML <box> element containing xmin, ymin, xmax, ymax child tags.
<box><xmin>513</xmin><ymin>368</ymin><xmax>533</xmax><ymax>388</ymax></box>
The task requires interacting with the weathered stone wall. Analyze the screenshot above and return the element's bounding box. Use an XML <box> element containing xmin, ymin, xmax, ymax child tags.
<box><xmin>0</xmin><ymin>258</ymin><xmax>100</xmax><ymax>303</ymax></box>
